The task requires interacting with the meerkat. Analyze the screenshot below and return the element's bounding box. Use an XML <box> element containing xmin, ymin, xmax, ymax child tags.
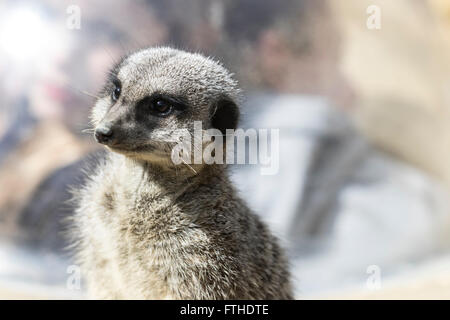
<box><xmin>72</xmin><ymin>47</ymin><xmax>292</xmax><ymax>299</ymax></box>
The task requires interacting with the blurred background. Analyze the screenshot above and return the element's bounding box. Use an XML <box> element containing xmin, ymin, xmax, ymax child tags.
<box><xmin>1</xmin><ymin>0</ymin><xmax>450</xmax><ymax>299</ymax></box>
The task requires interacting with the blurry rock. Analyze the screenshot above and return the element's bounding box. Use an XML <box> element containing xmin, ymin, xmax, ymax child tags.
<box><xmin>330</xmin><ymin>0</ymin><xmax>450</xmax><ymax>187</ymax></box>
<box><xmin>0</xmin><ymin>97</ymin><xmax>36</xmax><ymax>167</ymax></box>
<box><xmin>18</xmin><ymin>155</ymin><xmax>93</xmax><ymax>253</ymax></box>
<box><xmin>232</xmin><ymin>93</ymin><xmax>450</xmax><ymax>296</ymax></box>
<box><xmin>0</xmin><ymin>121</ymin><xmax>90</xmax><ymax>240</ymax></box>
<box><xmin>233</xmin><ymin>93</ymin><xmax>368</xmax><ymax>245</ymax></box>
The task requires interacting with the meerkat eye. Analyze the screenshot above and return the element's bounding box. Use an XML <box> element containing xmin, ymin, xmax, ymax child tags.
<box><xmin>151</xmin><ymin>99</ymin><xmax>173</xmax><ymax>116</ymax></box>
<box><xmin>111</xmin><ymin>82</ymin><xmax>121</xmax><ymax>102</ymax></box>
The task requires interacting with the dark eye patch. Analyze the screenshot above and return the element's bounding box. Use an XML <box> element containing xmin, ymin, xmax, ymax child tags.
<box><xmin>211</xmin><ymin>97</ymin><xmax>239</xmax><ymax>134</ymax></box>
<box><xmin>136</xmin><ymin>92</ymin><xmax>189</xmax><ymax>117</ymax></box>
<box><xmin>149</xmin><ymin>92</ymin><xmax>189</xmax><ymax>110</ymax></box>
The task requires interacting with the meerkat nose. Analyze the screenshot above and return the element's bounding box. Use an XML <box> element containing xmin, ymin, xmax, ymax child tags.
<box><xmin>95</xmin><ymin>125</ymin><xmax>114</xmax><ymax>145</ymax></box>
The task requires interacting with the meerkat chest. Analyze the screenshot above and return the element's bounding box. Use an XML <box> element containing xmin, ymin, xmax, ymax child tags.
<box><xmin>95</xmin><ymin>185</ymin><xmax>189</xmax><ymax>298</ymax></box>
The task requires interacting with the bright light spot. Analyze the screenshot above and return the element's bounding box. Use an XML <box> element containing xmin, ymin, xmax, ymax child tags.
<box><xmin>0</xmin><ymin>6</ymin><xmax>63</xmax><ymax>64</ymax></box>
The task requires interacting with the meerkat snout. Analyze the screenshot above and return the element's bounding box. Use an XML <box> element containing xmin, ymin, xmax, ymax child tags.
<box><xmin>94</xmin><ymin>124</ymin><xmax>113</xmax><ymax>144</ymax></box>
<box><xmin>73</xmin><ymin>47</ymin><xmax>293</xmax><ymax>299</ymax></box>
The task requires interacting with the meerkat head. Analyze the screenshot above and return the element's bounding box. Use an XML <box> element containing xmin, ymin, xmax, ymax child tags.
<box><xmin>91</xmin><ymin>47</ymin><xmax>240</xmax><ymax>165</ymax></box>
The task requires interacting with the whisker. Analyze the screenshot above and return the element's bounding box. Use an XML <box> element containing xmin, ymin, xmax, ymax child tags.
<box><xmin>66</xmin><ymin>83</ymin><xmax>101</xmax><ymax>100</ymax></box>
<box><xmin>78</xmin><ymin>90</ymin><xmax>101</xmax><ymax>99</ymax></box>
<box><xmin>181</xmin><ymin>158</ymin><xmax>197</xmax><ymax>175</ymax></box>
<box><xmin>103</xmin><ymin>46</ymin><xmax>119</xmax><ymax>65</ymax></box>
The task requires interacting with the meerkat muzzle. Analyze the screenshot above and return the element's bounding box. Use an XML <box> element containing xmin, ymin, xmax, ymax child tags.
<box><xmin>94</xmin><ymin>125</ymin><xmax>114</xmax><ymax>145</ymax></box>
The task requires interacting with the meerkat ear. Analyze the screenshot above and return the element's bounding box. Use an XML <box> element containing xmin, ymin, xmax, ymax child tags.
<box><xmin>211</xmin><ymin>98</ymin><xmax>240</xmax><ymax>134</ymax></box>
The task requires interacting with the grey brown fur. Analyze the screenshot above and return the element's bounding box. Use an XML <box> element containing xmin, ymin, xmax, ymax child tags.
<box><xmin>72</xmin><ymin>47</ymin><xmax>292</xmax><ymax>299</ymax></box>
